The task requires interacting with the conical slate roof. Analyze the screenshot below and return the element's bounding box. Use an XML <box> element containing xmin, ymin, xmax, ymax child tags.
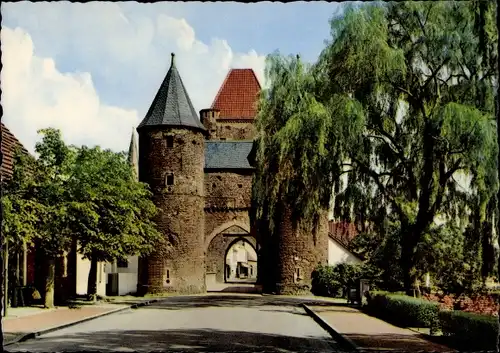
<box><xmin>137</xmin><ymin>53</ymin><xmax>206</xmax><ymax>132</ymax></box>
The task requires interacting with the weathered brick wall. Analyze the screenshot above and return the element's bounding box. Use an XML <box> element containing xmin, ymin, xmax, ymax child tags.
<box><xmin>214</xmin><ymin>120</ymin><xmax>255</xmax><ymax>140</ymax></box>
<box><xmin>274</xmin><ymin>206</ymin><xmax>329</xmax><ymax>295</ymax></box>
<box><xmin>424</xmin><ymin>293</ymin><xmax>500</xmax><ymax>316</ymax></box>
<box><xmin>200</xmin><ymin>108</ymin><xmax>256</xmax><ymax>141</ymax></box>
<box><xmin>205</xmin><ymin>210</ymin><xmax>251</xmax><ymax>245</ymax></box>
<box><xmin>205</xmin><ymin>172</ymin><xmax>253</xmax><ymax>209</ymax></box>
<box><xmin>137</xmin><ymin>127</ymin><xmax>206</xmax><ymax>294</ymax></box>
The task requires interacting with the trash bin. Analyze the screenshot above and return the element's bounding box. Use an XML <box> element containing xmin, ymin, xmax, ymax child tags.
<box><xmin>347</xmin><ymin>287</ymin><xmax>358</xmax><ymax>304</ymax></box>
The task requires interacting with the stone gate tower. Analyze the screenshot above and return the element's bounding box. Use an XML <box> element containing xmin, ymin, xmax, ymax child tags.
<box><xmin>137</xmin><ymin>53</ymin><xmax>207</xmax><ymax>294</ymax></box>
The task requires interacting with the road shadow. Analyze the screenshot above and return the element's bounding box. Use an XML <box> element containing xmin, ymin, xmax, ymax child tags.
<box><xmin>5</xmin><ymin>329</ymin><xmax>341</xmax><ymax>353</ymax></box>
<box><xmin>345</xmin><ymin>333</ymin><xmax>456</xmax><ymax>352</ymax></box>
<box><xmin>141</xmin><ymin>294</ymin><xmax>352</xmax><ymax>312</ymax></box>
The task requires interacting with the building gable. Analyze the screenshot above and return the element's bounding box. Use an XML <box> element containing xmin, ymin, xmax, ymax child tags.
<box><xmin>211</xmin><ymin>69</ymin><xmax>261</xmax><ymax>120</ymax></box>
<box><xmin>1</xmin><ymin>123</ymin><xmax>29</xmax><ymax>180</ymax></box>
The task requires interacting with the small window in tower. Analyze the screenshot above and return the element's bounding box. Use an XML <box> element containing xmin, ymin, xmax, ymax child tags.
<box><xmin>166</xmin><ymin>136</ymin><xmax>174</xmax><ymax>148</ymax></box>
<box><xmin>220</xmin><ymin>138</ymin><xmax>226</xmax><ymax>141</ymax></box>
<box><xmin>238</xmin><ymin>184</ymin><xmax>243</xmax><ymax>188</ymax></box>
<box><xmin>166</xmin><ymin>173</ymin><xmax>174</xmax><ymax>186</ymax></box>
<box><xmin>166</xmin><ymin>269</ymin><xmax>171</xmax><ymax>284</ymax></box>
<box><xmin>295</xmin><ymin>267</ymin><xmax>303</xmax><ymax>283</ymax></box>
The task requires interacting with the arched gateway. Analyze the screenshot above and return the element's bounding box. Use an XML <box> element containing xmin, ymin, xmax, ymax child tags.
<box><xmin>205</xmin><ymin>222</ymin><xmax>258</xmax><ymax>291</ymax></box>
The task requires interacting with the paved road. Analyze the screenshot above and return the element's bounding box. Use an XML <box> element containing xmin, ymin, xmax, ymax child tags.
<box><xmin>6</xmin><ymin>294</ymin><xmax>340</xmax><ymax>352</ymax></box>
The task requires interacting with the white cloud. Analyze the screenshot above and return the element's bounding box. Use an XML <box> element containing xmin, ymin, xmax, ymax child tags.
<box><xmin>1</xmin><ymin>3</ymin><xmax>266</xmax><ymax>154</ymax></box>
<box><xmin>1</xmin><ymin>27</ymin><xmax>138</xmax><ymax>155</ymax></box>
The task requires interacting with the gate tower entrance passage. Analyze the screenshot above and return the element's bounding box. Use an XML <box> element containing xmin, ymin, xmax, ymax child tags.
<box><xmin>205</xmin><ymin>222</ymin><xmax>258</xmax><ymax>291</ymax></box>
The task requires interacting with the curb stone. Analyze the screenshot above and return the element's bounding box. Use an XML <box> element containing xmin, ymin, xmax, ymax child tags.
<box><xmin>302</xmin><ymin>303</ymin><xmax>359</xmax><ymax>352</ymax></box>
<box><xmin>4</xmin><ymin>298</ymin><xmax>164</xmax><ymax>347</ymax></box>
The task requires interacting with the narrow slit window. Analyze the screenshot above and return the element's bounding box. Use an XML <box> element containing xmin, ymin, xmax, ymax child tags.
<box><xmin>166</xmin><ymin>136</ymin><xmax>174</xmax><ymax>148</ymax></box>
<box><xmin>166</xmin><ymin>173</ymin><xmax>174</xmax><ymax>186</ymax></box>
<box><xmin>166</xmin><ymin>269</ymin><xmax>171</xmax><ymax>284</ymax></box>
<box><xmin>296</xmin><ymin>268</ymin><xmax>301</xmax><ymax>280</ymax></box>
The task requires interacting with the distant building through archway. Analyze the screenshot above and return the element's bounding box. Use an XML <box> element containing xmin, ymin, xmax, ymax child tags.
<box><xmin>224</xmin><ymin>238</ymin><xmax>257</xmax><ymax>283</ymax></box>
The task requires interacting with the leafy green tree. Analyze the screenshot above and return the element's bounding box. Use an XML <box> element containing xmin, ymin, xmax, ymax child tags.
<box><xmin>252</xmin><ymin>52</ymin><xmax>363</xmax><ymax>241</ymax></box>
<box><xmin>33</xmin><ymin>128</ymin><xmax>76</xmax><ymax>308</ymax></box>
<box><xmin>67</xmin><ymin>146</ymin><xmax>163</xmax><ymax>301</ymax></box>
<box><xmin>319</xmin><ymin>2</ymin><xmax>498</xmax><ymax>294</ymax></box>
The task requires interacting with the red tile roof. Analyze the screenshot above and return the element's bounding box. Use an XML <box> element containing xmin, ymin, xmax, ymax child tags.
<box><xmin>1</xmin><ymin>123</ymin><xmax>29</xmax><ymax>180</ymax></box>
<box><xmin>211</xmin><ymin>69</ymin><xmax>261</xmax><ymax>120</ymax></box>
<box><xmin>328</xmin><ymin>221</ymin><xmax>359</xmax><ymax>247</ymax></box>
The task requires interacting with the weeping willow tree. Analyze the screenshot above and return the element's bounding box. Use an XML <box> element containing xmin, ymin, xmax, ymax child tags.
<box><xmin>251</xmin><ymin>53</ymin><xmax>364</xmax><ymax>240</ymax></box>
<box><xmin>318</xmin><ymin>2</ymin><xmax>498</xmax><ymax>294</ymax></box>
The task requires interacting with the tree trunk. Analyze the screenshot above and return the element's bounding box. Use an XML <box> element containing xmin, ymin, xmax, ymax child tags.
<box><xmin>86</xmin><ymin>255</ymin><xmax>98</xmax><ymax>302</ymax></box>
<box><xmin>400</xmin><ymin>229</ymin><xmax>419</xmax><ymax>296</ymax></box>
<box><xmin>414</xmin><ymin>279</ymin><xmax>421</xmax><ymax>298</ymax></box>
<box><xmin>43</xmin><ymin>258</ymin><xmax>56</xmax><ymax>309</ymax></box>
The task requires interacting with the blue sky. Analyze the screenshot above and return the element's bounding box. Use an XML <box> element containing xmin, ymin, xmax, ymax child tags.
<box><xmin>1</xmin><ymin>1</ymin><xmax>345</xmax><ymax>153</ymax></box>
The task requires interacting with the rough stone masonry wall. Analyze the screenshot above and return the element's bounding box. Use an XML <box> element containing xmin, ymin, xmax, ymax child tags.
<box><xmin>138</xmin><ymin>127</ymin><xmax>206</xmax><ymax>294</ymax></box>
<box><xmin>201</xmin><ymin>110</ymin><xmax>256</xmax><ymax>141</ymax></box>
<box><xmin>204</xmin><ymin>172</ymin><xmax>254</xmax><ymax>283</ymax></box>
<box><xmin>274</xmin><ymin>206</ymin><xmax>329</xmax><ymax>295</ymax></box>
<box><xmin>214</xmin><ymin>120</ymin><xmax>255</xmax><ymax>140</ymax></box>
<box><xmin>205</xmin><ymin>172</ymin><xmax>253</xmax><ymax>209</ymax></box>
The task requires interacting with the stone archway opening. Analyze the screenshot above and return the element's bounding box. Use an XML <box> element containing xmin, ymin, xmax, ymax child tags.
<box><xmin>224</xmin><ymin>238</ymin><xmax>258</xmax><ymax>284</ymax></box>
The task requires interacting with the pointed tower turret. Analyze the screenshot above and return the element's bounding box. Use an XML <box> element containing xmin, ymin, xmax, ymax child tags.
<box><xmin>138</xmin><ymin>53</ymin><xmax>206</xmax><ymax>132</ymax></box>
<box><xmin>128</xmin><ymin>128</ymin><xmax>139</xmax><ymax>180</ymax></box>
<box><xmin>137</xmin><ymin>53</ymin><xmax>206</xmax><ymax>295</ymax></box>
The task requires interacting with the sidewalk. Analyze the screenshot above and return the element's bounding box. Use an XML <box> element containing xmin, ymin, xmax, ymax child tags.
<box><xmin>3</xmin><ymin>304</ymin><xmax>128</xmax><ymax>345</ymax></box>
<box><xmin>304</xmin><ymin>305</ymin><xmax>456</xmax><ymax>352</ymax></box>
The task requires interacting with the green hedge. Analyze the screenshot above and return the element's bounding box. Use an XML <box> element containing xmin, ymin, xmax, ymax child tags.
<box><xmin>439</xmin><ymin>310</ymin><xmax>498</xmax><ymax>350</ymax></box>
<box><xmin>365</xmin><ymin>291</ymin><xmax>440</xmax><ymax>329</ymax></box>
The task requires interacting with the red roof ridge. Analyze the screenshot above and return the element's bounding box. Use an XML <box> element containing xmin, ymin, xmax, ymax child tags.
<box><xmin>210</xmin><ymin>68</ymin><xmax>262</xmax><ymax>110</ymax></box>
<box><xmin>210</xmin><ymin>68</ymin><xmax>262</xmax><ymax>120</ymax></box>
<box><xmin>328</xmin><ymin>220</ymin><xmax>359</xmax><ymax>245</ymax></box>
